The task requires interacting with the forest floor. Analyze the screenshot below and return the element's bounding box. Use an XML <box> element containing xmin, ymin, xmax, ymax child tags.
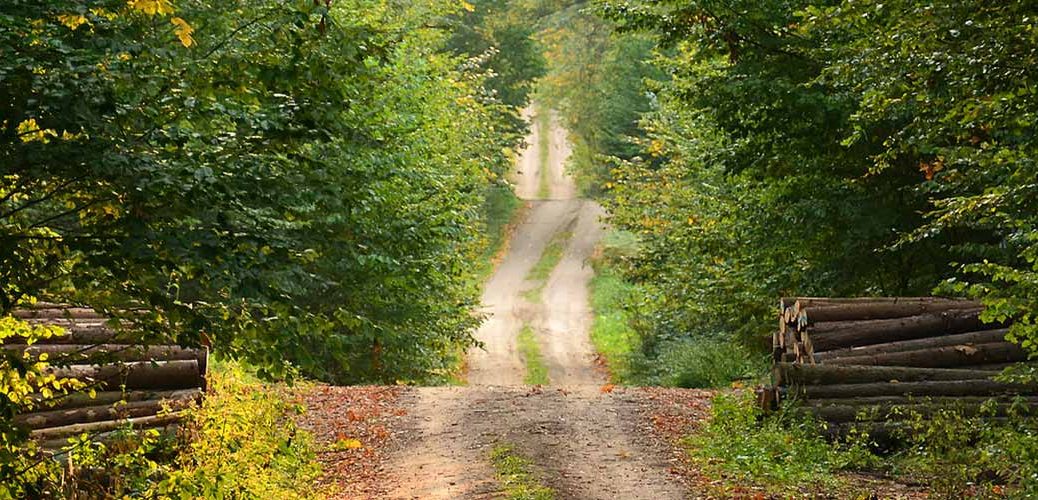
<box><xmin>297</xmin><ymin>112</ymin><xmax>922</xmax><ymax>499</ymax></box>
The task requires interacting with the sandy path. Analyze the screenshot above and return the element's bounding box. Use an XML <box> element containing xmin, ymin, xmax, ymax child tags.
<box><xmin>379</xmin><ymin>109</ymin><xmax>689</xmax><ymax>499</ymax></box>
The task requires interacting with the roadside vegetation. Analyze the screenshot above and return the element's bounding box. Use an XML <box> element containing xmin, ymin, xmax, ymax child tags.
<box><xmin>3</xmin><ymin>361</ymin><xmax>324</xmax><ymax>498</ymax></box>
<box><xmin>689</xmin><ymin>392</ymin><xmax>1038</xmax><ymax>497</ymax></box>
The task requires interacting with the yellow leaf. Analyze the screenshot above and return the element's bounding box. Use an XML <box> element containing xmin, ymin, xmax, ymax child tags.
<box><xmin>333</xmin><ymin>438</ymin><xmax>362</xmax><ymax>450</ymax></box>
<box><xmin>129</xmin><ymin>0</ymin><xmax>174</xmax><ymax>16</ymax></box>
<box><xmin>57</xmin><ymin>14</ymin><xmax>89</xmax><ymax>31</ymax></box>
<box><xmin>171</xmin><ymin>17</ymin><xmax>194</xmax><ymax>47</ymax></box>
<box><xmin>17</xmin><ymin>119</ymin><xmax>57</xmax><ymax>144</ymax></box>
<box><xmin>459</xmin><ymin>1</ymin><xmax>475</xmax><ymax>12</ymax></box>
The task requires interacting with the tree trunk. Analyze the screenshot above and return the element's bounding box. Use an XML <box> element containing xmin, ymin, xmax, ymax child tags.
<box><xmin>804</xmin><ymin>395</ymin><xmax>1038</xmax><ymax>408</ymax></box>
<box><xmin>799</xmin><ymin>398</ymin><xmax>1038</xmax><ymax>423</ymax></box>
<box><xmin>773</xmin><ymin>363</ymin><xmax>997</xmax><ymax>386</ymax></box>
<box><xmin>814</xmin><ymin>328</ymin><xmax>1009</xmax><ymax>361</ymax></box>
<box><xmin>799</xmin><ymin>300</ymin><xmax>981</xmax><ymax>325</ymax></box>
<box><xmin>30</xmin><ymin>412</ymin><xmax>186</xmax><ymax>441</ymax></box>
<box><xmin>796</xmin><ymin>379</ymin><xmax>1038</xmax><ymax>399</ymax></box>
<box><xmin>12</xmin><ymin>307</ymin><xmax>102</xmax><ymax>320</ymax></box>
<box><xmin>805</xmin><ymin>308</ymin><xmax>988</xmax><ymax>352</ymax></box>
<box><xmin>49</xmin><ymin>360</ymin><xmax>203</xmax><ymax>390</ymax></box>
<box><xmin>16</xmin><ymin>389</ymin><xmax>199</xmax><ymax>429</ymax></box>
<box><xmin>30</xmin><ymin>388</ymin><xmax>201</xmax><ymax>412</ymax></box>
<box><xmin>5</xmin><ymin>344</ymin><xmax>202</xmax><ymax>364</ymax></box>
<box><xmin>825</xmin><ymin>341</ymin><xmax>1028</xmax><ymax>368</ymax></box>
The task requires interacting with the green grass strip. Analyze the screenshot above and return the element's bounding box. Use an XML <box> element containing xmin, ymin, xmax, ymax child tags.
<box><xmin>521</xmin><ymin>229</ymin><xmax>572</xmax><ymax>303</ymax></box>
<box><xmin>517</xmin><ymin>325</ymin><xmax>550</xmax><ymax>385</ymax></box>
<box><xmin>588</xmin><ymin>264</ymin><xmax>640</xmax><ymax>384</ymax></box>
<box><xmin>536</xmin><ymin>109</ymin><xmax>551</xmax><ymax>200</ymax></box>
<box><xmin>490</xmin><ymin>444</ymin><xmax>555</xmax><ymax>500</ymax></box>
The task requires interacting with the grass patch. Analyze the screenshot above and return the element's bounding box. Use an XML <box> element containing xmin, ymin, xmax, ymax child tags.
<box><xmin>589</xmin><ymin>264</ymin><xmax>640</xmax><ymax>383</ymax></box>
<box><xmin>517</xmin><ymin>325</ymin><xmax>550</xmax><ymax>385</ymax></box>
<box><xmin>536</xmin><ymin>109</ymin><xmax>551</xmax><ymax>200</ymax></box>
<box><xmin>685</xmin><ymin>392</ymin><xmax>877</xmax><ymax>496</ymax></box>
<box><xmin>521</xmin><ymin>229</ymin><xmax>572</xmax><ymax>303</ymax></box>
<box><xmin>654</xmin><ymin>338</ymin><xmax>766</xmax><ymax>389</ymax></box>
<box><xmin>490</xmin><ymin>443</ymin><xmax>555</xmax><ymax>500</ymax></box>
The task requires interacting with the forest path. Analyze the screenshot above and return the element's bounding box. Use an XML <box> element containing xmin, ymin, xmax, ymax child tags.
<box><xmin>376</xmin><ymin>110</ymin><xmax>691</xmax><ymax>499</ymax></box>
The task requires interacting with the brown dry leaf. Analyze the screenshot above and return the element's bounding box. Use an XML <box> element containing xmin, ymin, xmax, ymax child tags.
<box><xmin>600</xmin><ymin>383</ymin><xmax>616</xmax><ymax>393</ymax></box>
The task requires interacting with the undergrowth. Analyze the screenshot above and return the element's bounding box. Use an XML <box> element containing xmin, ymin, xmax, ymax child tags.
<box><xmin>490</xmin><ymin>443</ymin><xmax>555</xmax><ymax>500</ymax></box>
<box><xmin>685</xmin><ymin>392</ymin><xmax>878</xmax><ymax>495</ymax></box>
<box><xmin>589</xmin><ymin>230</ymin><xmax>766</xmax><ymax>388</ymax></box>
<box><xmin>687</xmin><ymin>391</ymin><xmax>1038</xmax><ymax>497</ymax></box>
<box><xmin>2</xmin><ymin>360</ymin><xmax>324</xmax><ymax>498</ymax></box>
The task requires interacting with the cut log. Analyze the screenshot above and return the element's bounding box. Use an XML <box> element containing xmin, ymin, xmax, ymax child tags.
<box><xmin>798</xmin><ymin>300</ymin><xmax>982</xmax><ymax>325</ymax></box>
<box><xmin>804</xmin><ymin>401</ymin><xmax>1038</xmax><ymax>423</ymax></box>
<box><xmin>796</xmin><ymin>379</ymin><xmax>1038</xmax><ymax>399</ymax></box>
<box><xmin>39</xmin><ymin>424</ymin><xmax>180</xmax><ymax>450</ymax></box>
<box><xmin>774</xmin><ymin>363</ymin><xmax>997</xmax><ymax>386</ymax></box>
<box><xmin>15</xmin><ymin>389</ymin><xmax>199</xmax><ymax>429</ymax></box>
<box><xmin>30</xmin><ymin>412</ymin><xmax>186</xmax><ymax>441</ymax></box>
<box><xmin>31</xmin><ymin>388</ymin><xmax>201</xmax><ymax>412</ymax></box>
<box><xmin>814</xmin><ymin>328</ymin><xmax>1009</xmax><ymax>361</ymax></box>
<box><xmin>826</xmin><ymin>418</ymin><xmax>1011</xmax><ymax>444</ymax></box>
<box><xmin>825</xmin><ymin>341</ymin><xmax>1029</xmax><ymax>368</ymax></box>
<box><xmin>49</xmin><ymin>360</ymin><xmax>203</xmax><ymax>390</ymax></box>
<box><xmin>804</xmin><ymin>395</ymin><xmax>1038</xmax><ymax>408</ymax></box>
<box><xmin>7</xmin><ymin>343</ymin><xmax>202</xmax><ymax>364</ymax></box>
<box><xmin>1</xmin><ymin>324</ymin><xmax>129</xmax><ymax>345</ymax></box>
<box><xmin>12</xmin><ymin>307</ymin><xmax>102</xmax><ymax>320</ymax></box>
<box><xmin>805</xmin><ymin>309</ymin><xmax>988</xmax><ymax>352</ymax></box>
<box><xmin>4</xmin><ymin>343</ymin><xmax>202</xmax><ymax>364</ymax></box>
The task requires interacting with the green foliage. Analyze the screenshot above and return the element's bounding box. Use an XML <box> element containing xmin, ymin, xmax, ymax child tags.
<box><xmin>2</xmin><ymin>361</ymin><xmax>322</xmax><ymax>498</ymax></box>
<box><xmin>535</xmin><ymin>6</ymin><xmax>661</xmax><ymax>196</ymax></box>
<box><xmin>884</xmin><ymin>405</ymin><xmax>1038</xmax><ymax>498</ymax></box>
<box><xmin>652</xmin><ymin>339</ymin><xmax>765</xmax><ymax>389</ymax></box>
<box><xmin>685</xmin><ymin>392</ymin><xmax>877</xmax><ymax>493</ymax></box>
<box><xmin>582</xmin><ymin>0</ymin><xmax>1038</xmax><ymax>359</ymax></box>
<box><xmin>517</xmin><ymin>325</ymin><xmax>549</xmax><ymax>386</ymax></box>
<box><xmin>0</xmin><ymin>0</ymin><xmax>527</xmax><ymax>384</ymax></box>
<box><xmin>490</xmin><ymin>443</ymin><xmax>556</xmax><ymax>500</ymax></box>
<box><xmin>0</xmin><ymin>315</ymin><xmax>84</xmax><ymax>496</ymax></box>
<box><xmin>153</xmin><ymin>362</ymin><xmax>322</xmax><ymax>498</ymax></box>
<box><xmin>590</xmin><ymin>230</ymin><xmax>765</xmax><ymax>387</ymax></box>
<box><xmin>589</xmin><ymin>259</ymin><xmax>641</xmax><ymax>383</ymax></box>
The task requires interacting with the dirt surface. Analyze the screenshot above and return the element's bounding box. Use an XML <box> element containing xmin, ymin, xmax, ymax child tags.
<box><xmin>469</xmin><ymin>108</ymin><xmax>603</xmax><ymax>386</ymax></box>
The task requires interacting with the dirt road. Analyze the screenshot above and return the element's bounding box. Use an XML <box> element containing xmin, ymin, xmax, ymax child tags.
<box><xmin>376</xmin><ymin>110</ymin><xmax>691</xmax><ymax>499</ymax></box>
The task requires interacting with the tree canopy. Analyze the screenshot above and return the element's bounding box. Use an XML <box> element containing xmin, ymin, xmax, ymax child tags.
<box><xmin>1</xmin><ymin>0</ymin><xmax>530</xmax><ymax>383</ymax></box>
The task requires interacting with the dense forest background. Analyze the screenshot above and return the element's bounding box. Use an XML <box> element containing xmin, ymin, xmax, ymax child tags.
<box><xmin>3</xmin><ymin>0</ymin><xmax>1036</xmax><ymax>386</ymax></box>
<box><xmin>533</xmin><ymin>0</ymin><xmax>1037</xmax><ymax>383</ymax></box>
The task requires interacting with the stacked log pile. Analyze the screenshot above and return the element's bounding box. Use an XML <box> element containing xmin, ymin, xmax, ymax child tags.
<box><xmin>4</xmin><ymin>304</ymin><xmax>207</xmax><ymax>447</ymax></box>
<box><xmin>765</xmin><ymin>297</ymin><xmax>1036</xmax><ymax>433</ymax></box>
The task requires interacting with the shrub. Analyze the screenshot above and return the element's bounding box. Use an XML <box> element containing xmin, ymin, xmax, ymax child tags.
<box><xmin>685</xmin><ymin>392</ymin><xmax>877</xmax><ymax>490</ymax></box>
